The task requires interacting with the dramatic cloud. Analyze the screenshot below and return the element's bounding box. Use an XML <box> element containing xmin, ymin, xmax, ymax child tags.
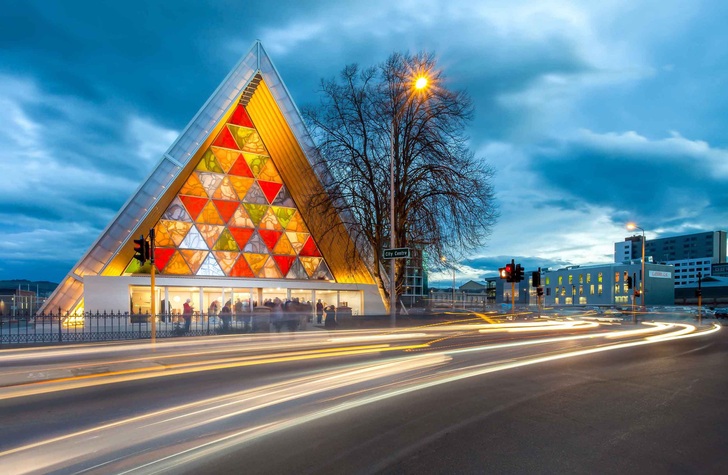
<box><xmin>1</xmin><ymin>0</ymin><xmax>726</xmax><ymax>286</ymax></box>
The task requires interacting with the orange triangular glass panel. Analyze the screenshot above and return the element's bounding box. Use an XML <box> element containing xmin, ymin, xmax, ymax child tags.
<box><xmin>228</xmin><ymin>154</ymin><xmax>255</xmax><ymax>178</ymax></box>
<box><xmin>212</xmin><ymin>125</ymin><xmax>239</xmax><ymax>150</ymax></box>
<box><xmin>258</xmin><ymin>159</ymin><xmax>282</xmax><ymax>183</ymax></box>
<box><xmin>179</xmin><ymin>196</ymin><xmax>208</xmax><ymax>220</ymax></box>
<box><xmin>259</xmin><ymin>256</ymin><xmax>283</xmax><ymax>278</ymax></box>
<box><xmin>155</xmin><ymin>220</ymin><xmax>193</xmax><ymax>248</ymax></box>
<box><xmin>259</xmin><ymin>181</ymin><xmax>283</xmax><ymax>204</ymax></box>
<box><xmin>196</xmin><ymin>201</ymin><xmax>224</xmax><ymax>225</ymax></box>
<box><xmin>179</xmin><ymin>173</ymin><xmax>207</xmax><ymax>198</ymax></box>
<box><xmin>273</xmin><ymin>232</ymin><xmax>296</xmax><ymax>255</ymax></box>
<box><xmin>243</xmin><ymin>153</ymin><xmax>268</xmax><ymax>177</ymax></box>
<box><xmin>211</xmin><ymin>147</ymin><xmax>240</xmax><ymax>173</ymax></box>
<box><xmin>244</xmin><ymin>253</ymin><xmax>268</xmax><ymax>275</ymax></box>
<box><xmin>212</xmin><ymin>176</ymin><xmax>238</xmax><ymax>201</ymax></box>
<box><xmin>228</xmin><ymin>104</ymin><xmax>254</xmax><ymax>128</ymax></box>
<box><xmin>259</xmin><ymin>207</ymin><xmax>284</xmax><ymax>231</ymax></box>
<box><xmin>299</xmin><ymin>257</ymin><xmax>321</xmax><ymax>278</ymax></box>
<box><xmin>229</xmin><ymin>227</ymin><xmax>255</xmax><ymax>248</ymax></box>
<box><xmin>197</xmin><ymin>224</ymin><xmax>225</xmax><ymax>248</ymax></box>
<box><xmin>154</xmin><ymin>248</ymin><xmax>176</xmax><ymax>273</ymax></box>
<box><xmin>180</xmin><ymin>249</ymin><xmax>208</xmax><ymax>274</ymax></box>
<box><xmin>285</xmin><ymin>210</ymin><xmax>308</xmax><ymax>232</ymax></box>
<box><xmin>259</xmin><ymin>229</ymin><xmax>282</xmax><ymax>252</ymax></box>
<box><xmin>228</xmin><ymin>204</ymin><xmax>255</xmax><ymax>228</ymax></box>
<box><xmin>230</xmin><ymin>255</ymin><xmax>255</xmax><ymax>277</ymax></box>
<box><xmin>196</xmin><ymin>149</ymin><xmax>224</xmax><ymax>173</ymax></box>
<box><xmin>213</xmin><ymin>200</ymin><xmax>239</xmax><ymax>223</ymax></box>
<box><xmin>165</xmin><ymin>252</ymin><xmax>193</xmax><ymax>275</ymax></box>
<box><xmin>299</xmin><ymin>235</ymin><xmax>322</xmax><ymax>257</ymax></box>
<box><xmin>229</xmin><ymin>176</ymin><xmax>255</xmax><ymax>199</ymax></box>
<box><xmin>213</xmin><ymin>251</ymin><xmax>238</xmax><ymax>274</ymax></box>
<box><xmin>273</xmin><ymin>255</ymin><xmax>295</xmax><ymax>276</ymax></box>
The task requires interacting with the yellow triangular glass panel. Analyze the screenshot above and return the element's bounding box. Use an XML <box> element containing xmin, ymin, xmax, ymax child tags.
<box><xmin>228</xmin><ymin>204</ymin><xmax>255</xmax><ymax>228</ymax></box>
<box><xmin>196</xmin><ymin>201</ymin><xmax>224</xmax><ymax>225</ymax></box>
<box><xmin>180</xmin><ymin>249</ymin><xmax>208</xmax><ymax>274</ymax></box>
<box><xmin>211</xmin><ymin>147</ymin><xmax>240</xmax><ymax>173</ymax></box>
<box><xmin>286</xmin><ymin>232</ymin><xmax>309</xmax><ymax>254</ymax></box>
<box><xmin>179</xmin><ymin>173</ymin><xmax>207</xmax><ymax>197</ymax></box>
<box><xmin>212</xmin><ymin>176</ymin><xmax>238</xmax><ymax>201</ymax></box>
<box><xmin>244</xmin><ymin>253</ymin><xmax>268</xmax><ymax>275</ymax></box>
<box><xmin>257</xmin><ymin>159</ymin><xmax>282</xmax><ymax>183</ymax></box>
<box><xmin>228</xmin><ymin>125</ymin><xmax>268</xmax><ymax>155</ymax></box>
<box><xmin>259</xmin><ymin>256</ymin><xmax>283</xmax><ymax>278</ymax></box>
<box><xmin>196</xmin><ymin>149</ymin><xmax>224</xmax><ymax>173</ymax></box>
<box><xmin>299</xmin><ymin>257</ymin><xmax>321</xmax><ymax>278</ymax></box>
<box><xmin>271</xmin><ymin>206</ymin><xmax>296</xmax><ymax>229</ymax></box>
<box><xmin>273</xmin><ymin>232</ymin><xmax>296</xmax><ymax>255</ymax></box>
<box><xmin>259</xmin><ymin>207</ymin><xmax>284</xmax><ymax>231</ymax></box>
<box><xmin>165</xmin><ymin>252</ymin><xmax>193</xmax><ymax>275</ymax></box>
<box><xmin>285</xmin><ymin>210</ymin><xmax>308</xmax><ymax>232</ymax></box>
<box><xmin>229</xmin><ymin>176</ymin><xmax>255</xmax><ymax>198</ymax></box>
<box><xmin>243</xmin><ymin>152</ymin><xmax>268</xmax><ymax>177</ymax></box>
<box><xmin>155</xmin><ymin>220</ymin><xmax>193</xmax><ymax>248</ymax></box>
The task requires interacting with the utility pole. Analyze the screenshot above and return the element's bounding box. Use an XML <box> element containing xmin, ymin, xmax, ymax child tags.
<box><xmin>149</xmin><ymin>228</ymin><xmax>156</xmax><ymax>346</ymax></box>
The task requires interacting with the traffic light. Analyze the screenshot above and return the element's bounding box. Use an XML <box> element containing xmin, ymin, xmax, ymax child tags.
<box><xmin>695</xmin><ymin>289</ymin><xmax>702</xmax><ymax>298</ymax></box>
<box><xmin>536</xmin><ymin>287</ymin><xmax>544</xmax><ymax>296</ymax></box>
<box><xmin>626</xmin><ymin>276</ymin><xmax>633</xmax><ymax>289</ymax></box>
<box><xmin>500</xmin><ymin>264</ymin><xmax>514</xmax><ymax>282</ymax></box>
<box><xmin>515</xmin><ymin>264</ymin><xmax>525</xmax><ymax>283</ymax></box>
<box><xmin>133</xmin><ymin>235</ymin><xmax>148</xmax><ymax>264</ymax></box>
<box><xmin>531</xmin><ymin>270</ymin><xmax>540</xmax><ymax>287</ymax></box>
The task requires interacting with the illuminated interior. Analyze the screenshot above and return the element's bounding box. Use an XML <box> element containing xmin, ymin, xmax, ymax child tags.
<box><xmin>124</xmin><ymin>104</ymin><xmax>334</xmax><ymax>281</ymax></box>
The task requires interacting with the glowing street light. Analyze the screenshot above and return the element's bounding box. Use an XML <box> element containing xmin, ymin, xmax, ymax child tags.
<box><xmin>390</xmin><ymin>73</ymin><xmax>430</xmax><ymax>324</ymax></box>
<box><xmin>626</xmin><ymin>222</ymin><xmax>646</xmax><ymax>309</ymax></box>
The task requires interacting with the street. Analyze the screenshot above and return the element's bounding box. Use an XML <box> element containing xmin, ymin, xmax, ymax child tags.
<box><xmin>0</xmin><ymin>316</ymin><xmax>725</xmax><ymax>474</ymax></box>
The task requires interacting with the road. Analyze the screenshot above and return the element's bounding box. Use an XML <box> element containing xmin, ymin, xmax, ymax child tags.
<box><xmin>0</xmin><ymin>315</ymin><xmax>725</xmax><ymax>474</ymax></box>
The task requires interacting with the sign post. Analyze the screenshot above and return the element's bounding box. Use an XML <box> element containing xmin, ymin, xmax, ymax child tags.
<box><xmin>383</xmin><ymin>248</ymin><xmax>410</xmax><ymax>259</ymax></box>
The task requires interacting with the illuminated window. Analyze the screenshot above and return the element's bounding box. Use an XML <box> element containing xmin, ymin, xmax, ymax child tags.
<box><xmin>614</xmin><ymin>272</ymin><xmax>620</xmax><ymax>283</ymax></box>
<box><xmin>590</xmin><ymin>284</ymin><xmax>594</xmax><ymax>295</ymax></box>
<box><xmin>545</xmin><ymin>277</ymin><xmax>550</xmax><ymax>285</ymax></box>
<box><xmin>579</xmin><ymin>274</ymin><xmax>583</xmax><ymax>284</ymax></box>
<box><xmin>558</xmin><ymin>276</ymin><xmax>563</xmax><ymax>285</ymax></box>
<box><xmin>598</xmin><ymin>273</ymin><xmax>603</xmax><ymax>283</ymax></box>
<box><xmin>598</xmin><ymin>284</ymin><xmax>603</xmax><ymax>295</ymax></box>
<box><xmin>586</xmin><ymin>274</ymin><xmax>591</xmax><ymax>283</ymax></box>
<box><xmin>568</xmin><ymin>275</ymin><xmax>573</xmax><ymax>285</ymax></box>
<box><xmin>123</xmin><ymin>104</ymin><xmax>333</xmax><ymax>281</ymax></box>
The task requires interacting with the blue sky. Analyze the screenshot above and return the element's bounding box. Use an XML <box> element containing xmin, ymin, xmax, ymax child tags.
<box><xmin>1</xmin><ymin>0</ymin><xmax>727</xmax><ymax>285</ymax></box>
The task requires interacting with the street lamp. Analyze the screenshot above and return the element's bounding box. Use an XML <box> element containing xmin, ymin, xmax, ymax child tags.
<box><xmin>390</xmin><ymin>74</ymin><xmax>430</xmax><ymax>324</ymax></box>
<box><xmin>626</xmin><ymin>223</ymin><xmax>646</xmax><ymax>309</ymax></box>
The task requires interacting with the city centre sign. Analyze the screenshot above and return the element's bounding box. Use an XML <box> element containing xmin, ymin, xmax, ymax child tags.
<box><xmin>383</xmin><ymin>248</ymin><xmax>410</xmax><ymax>259</ymax></box>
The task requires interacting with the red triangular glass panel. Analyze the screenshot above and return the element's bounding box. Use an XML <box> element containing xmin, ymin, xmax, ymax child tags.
<box><xmin>228</xmin><ymin>154</ymin><xmax>255</xmax><ymax>177</ymax></box>
<box><xmin>273</xmin><ymin>255</ymin><xmax>295</xmax><ymax>276</ymax></box>
<box><xmin>259</xmin><ymin>229</ymin><xmax>283</xmax><ymax>252</ymax></box>
<box><xmin>299</xmin><ymin>235</ymin><xmax>322</xmax><ymax>257</ymax></box>
<box><xmin>154</xmin><ymin>248</ymin><xmax>176</xmax><ymax>272</ymax></box>
<box><xmin>213</xmin><ymin>200</ymin><xmax>239</xmax><ymax>223</ymax></box>
<box><xmin>228</xmin><ymin>104</ymin><xmax>254</xmax><ymax>128</ymax></box>
<box><xmin>230</xmin><ymin>255</ymin><xmax>255</xmax><ymax>277</ymax></box>
<box><xmin>258</xmin><ymin>181</ymin><xmax>283</xmax><ymax>204</ymax></box>
<box><xmin>179</xmin><ymin>195</ymin><xmax>208</xmax><ymax>220</ymax></box>
<box><xmin>212</xmin><ymin>126</ymin><xmax>239</xmax><ymax>150</ymax></box>
<box><xmin>228</xmin><ymin>227</ymin><xmax>255</xmax><ymax>248</ymax></box>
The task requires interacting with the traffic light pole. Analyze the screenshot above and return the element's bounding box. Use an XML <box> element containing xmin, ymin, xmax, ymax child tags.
<box><xmin>149</xmin><ymin>228</ymin><xmax>156</xmax><ymax>346</ymax></box>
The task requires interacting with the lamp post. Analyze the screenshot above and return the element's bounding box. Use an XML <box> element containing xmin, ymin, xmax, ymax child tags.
<box><xmin>390</xmin><ymin>75</ymin><xmax>429</xmax><ymax>325</ymax></box>
<box><xmin>626</xmin><ymin>223</ymin><xmax>646</xmax><ymax>310</ymax></box>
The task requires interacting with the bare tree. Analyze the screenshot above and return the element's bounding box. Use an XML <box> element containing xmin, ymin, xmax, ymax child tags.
<box><xmin>303</xmin><ymin>52</ymin><xmax>498</xmax><ymax>310</ymax></box>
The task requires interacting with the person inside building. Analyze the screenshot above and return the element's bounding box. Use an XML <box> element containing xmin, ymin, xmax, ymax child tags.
<box><xmin>182</xmin><ymin>299</ymin><xmax>193</xmax><ymax>332</ymax></box>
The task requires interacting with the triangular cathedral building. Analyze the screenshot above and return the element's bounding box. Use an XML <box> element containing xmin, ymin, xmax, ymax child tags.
<box><xmin>41</xmin><ymin>41</ymin><xmax>384</xmax><ymax>316</ymax></box>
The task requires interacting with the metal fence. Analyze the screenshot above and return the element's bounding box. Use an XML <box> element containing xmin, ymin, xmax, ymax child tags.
<box><xmin>0</xmin><ymin>309</ymin><xmax>315</xmax><ymax>346</ymax></box>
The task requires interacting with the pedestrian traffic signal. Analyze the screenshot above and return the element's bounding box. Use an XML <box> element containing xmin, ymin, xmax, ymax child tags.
<box><xmin>531</xmin><ymin>270</ymin><xmax>540</xmax><ymax>287</ymax></box>
<box><xmin>133</xmin><ymin>235</ymin><xmax>148</xmax><ymax>264</ymax></box>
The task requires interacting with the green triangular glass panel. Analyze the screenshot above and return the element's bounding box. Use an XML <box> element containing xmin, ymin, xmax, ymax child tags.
<box><xmin>196</xmin><ymin>149</ymin><xmax>224</xmax><ymax>173</ymax></box>
<box><xmin>213</xmin><ymin>228</ymin><xmax>240</xmax><ymax>251</ymax></box>
<box><xmin>243</xmin><ymin>203</ymin><xmax>268</xmax><ymax>226</ymax></box>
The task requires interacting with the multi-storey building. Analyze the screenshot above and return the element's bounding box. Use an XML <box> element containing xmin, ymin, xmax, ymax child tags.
<box><xmin>615</xmin><ymin>231</ymin><xmax>726</xmax><ymax>287</ymax></box>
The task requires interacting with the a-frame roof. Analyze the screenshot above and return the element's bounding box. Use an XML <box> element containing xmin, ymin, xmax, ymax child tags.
<box><xmin>42</xmin><ymin>41</ymin><xmax>374</xmax><ymax>314</ymax></box>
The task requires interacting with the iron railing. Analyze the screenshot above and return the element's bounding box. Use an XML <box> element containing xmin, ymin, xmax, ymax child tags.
<box><xmin>0</xmin><ymin>310</ymin><xmax>315</xmax><ymax>346</ymax></box>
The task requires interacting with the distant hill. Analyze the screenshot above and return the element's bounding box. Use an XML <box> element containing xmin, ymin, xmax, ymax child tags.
<box><xmin>0</xmin><ymin>280</ymin><xmax>58</xmax><ymax>296</ymax></box>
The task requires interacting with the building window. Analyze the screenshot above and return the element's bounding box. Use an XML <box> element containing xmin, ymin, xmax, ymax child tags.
<box><xmin>586</xmin><ymin>274</ymin><xmax>591</xmax><ymax>283</ymax></box>
<box><xmin>614</xmin><ymin>272</ymin><xmax>620</xmax><ymax>283</ymax></box>
<box><xmin>598</xmin><ymin>284</ymin><xmax>603</xmax><ymax>295</ymax></box>
<box><xmin>598</xmin><ymin>273</ymin><xmax>603</xmax><ymax>283</ymax></box>
<box><xmin>614</xmin><ymin>283</ymin><xmax>620</xmax><ymax>294</ymax></box>
<box><xmin>579</xmin><ymin>274</ymin><xmax>584</xmax><ymax>284</ymax></box>
<box><xmin>545</xmin><ymin>277</ymin><xmax>550</xmax><ymax>285</ymax></box>
<box><xmin>558</xmin><ymin>276</ymin><xmax>563</xmax><ymax>285</ymax></box>
<box><xmin>590</xmin><ymin>284</ymin><xmax>594</xmax><ymax>295</ymax></box>
<box><xmin>568</xmin><ymin>275</ymin><xmax>573</xmax><ymax>285</ymax></box>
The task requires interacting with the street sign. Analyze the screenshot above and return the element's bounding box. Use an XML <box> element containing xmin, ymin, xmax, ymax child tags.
<box><xmin>383</xmin><ymin>248</ymin><xmax>410</xmax><ymax>259</ymax></box>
